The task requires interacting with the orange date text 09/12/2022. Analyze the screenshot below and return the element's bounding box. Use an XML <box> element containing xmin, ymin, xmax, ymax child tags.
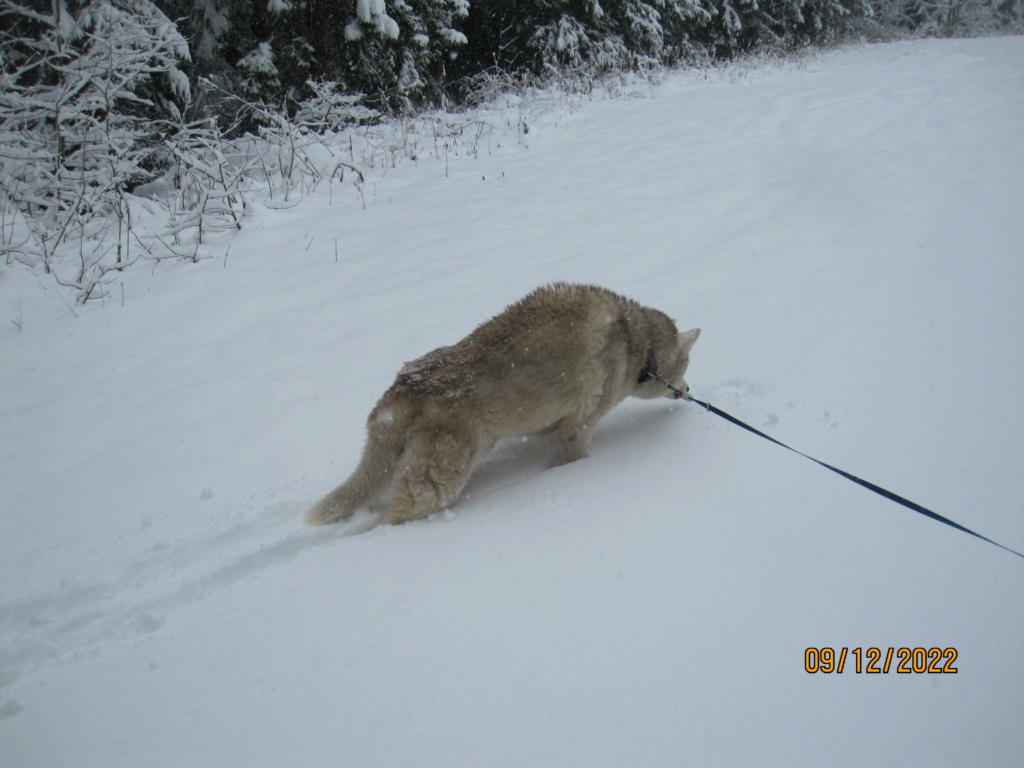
<box><xmin>804</xmin><ymin>647</ymin><xmax>959</xmax><ymax>674</ymax></box>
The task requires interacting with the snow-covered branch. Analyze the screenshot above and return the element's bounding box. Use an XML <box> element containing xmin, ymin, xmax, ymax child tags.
<box><xmin>0</xmin><ymin>0</ymin><xmax>191</xmax><ymax>298</ymax></box>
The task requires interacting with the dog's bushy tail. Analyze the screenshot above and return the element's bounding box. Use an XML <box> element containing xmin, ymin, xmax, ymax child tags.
<box><xmin>305</xmin><ymin>403</ymin><xmax>409</xmax><ymax>525</ymax></box>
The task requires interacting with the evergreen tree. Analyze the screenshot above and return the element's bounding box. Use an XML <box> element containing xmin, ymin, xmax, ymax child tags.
<box><xmin>171</xmin><ymin>0</ymin><xmax>469</xmax><ymax>116</ymax></box>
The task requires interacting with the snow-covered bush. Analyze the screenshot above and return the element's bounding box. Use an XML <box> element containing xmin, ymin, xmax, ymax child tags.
<box><xmin>160</xmin><ymin>115</ymin><xmax>249</xmax><ymax>255</ymax></box>
<box><xmin>0</xmin><ymin>0</ymin><xmax>190</xmax><ymax>298</ymax></box>
<box><xmin>292</xmin><ymin>80</ymin><xmax>381</xmax><ymax>132</ymax></box>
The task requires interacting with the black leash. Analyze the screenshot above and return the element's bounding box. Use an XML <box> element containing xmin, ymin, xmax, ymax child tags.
<box><xmin>643</xmin><ymin>366</ymin><xmax>1019</xmax><ymax>561</ymax></box>
<box><xmin>682</xmin><ymin>395</ymin><xmax>1023</xmax><ymax>560</ymax></box>
<box><xmin>641</xmin><ymin>355</ymin><xmax>1021</xmax><ymax>560</ymax></box>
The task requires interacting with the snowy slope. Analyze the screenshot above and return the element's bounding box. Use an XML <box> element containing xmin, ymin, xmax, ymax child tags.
<box><xmin>2</xmin><ymin>37</ymin><xmax>1023</xmax><ymax>767</ymax></box>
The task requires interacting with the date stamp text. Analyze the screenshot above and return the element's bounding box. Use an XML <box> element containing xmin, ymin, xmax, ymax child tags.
<box><xmin>804</xmin><ymin>647</ymin><xmax>958</xmax><ymax>674</ymax></box>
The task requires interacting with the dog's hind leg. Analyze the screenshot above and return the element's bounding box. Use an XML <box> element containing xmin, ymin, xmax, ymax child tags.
<box><xmin>387</xmin><ymin>426</ymin><xmax>490</xmax><ymax>524</ymax></box>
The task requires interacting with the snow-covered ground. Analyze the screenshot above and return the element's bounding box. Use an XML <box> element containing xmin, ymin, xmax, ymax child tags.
<box><xmin>2</xmin><ymin>36</ymin><xmax>1023</xmax><ymax>767</ymax></box>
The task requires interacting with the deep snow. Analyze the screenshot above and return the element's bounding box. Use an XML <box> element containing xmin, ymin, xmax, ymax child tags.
<box><xmin>1</xmin><ymin>37</ymin><xmax>1023</xmax><ymax>767</ymax></box>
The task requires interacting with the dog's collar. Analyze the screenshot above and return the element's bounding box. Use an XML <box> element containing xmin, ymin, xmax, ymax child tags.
<box><xmin>637</xmin><ymin>348</ymin><xmax>658</xmax><ymax>384</ymax></box>
<box><xmin>638</xmin><ymin>348</ymin><xmax>688</xmax><ymax>399</ymax></box>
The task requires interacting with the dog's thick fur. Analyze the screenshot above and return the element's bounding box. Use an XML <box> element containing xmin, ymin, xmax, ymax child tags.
<box><xmin>307</xmin><ymin>283</ymin><xmax>700</xmax><ymax>525</ymax></box>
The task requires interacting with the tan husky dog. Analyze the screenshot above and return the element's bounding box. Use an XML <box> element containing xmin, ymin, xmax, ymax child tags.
<box><xmin>307</xmin><ymin>283</ymin><xmax>700</xmax><ymax>525</ymax></box>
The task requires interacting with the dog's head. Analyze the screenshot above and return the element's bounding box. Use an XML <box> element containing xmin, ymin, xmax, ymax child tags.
<box><xmin>633</xmin><ymin>314</ymin><xmax>700</xmax><ymax>400</ymax></box>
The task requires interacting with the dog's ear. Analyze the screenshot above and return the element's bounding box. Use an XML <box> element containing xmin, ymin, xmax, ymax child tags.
<box><xmin>677</xmin><ymin>328</ymin><xmax>701</xmax><ymax>353</ymax></box>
